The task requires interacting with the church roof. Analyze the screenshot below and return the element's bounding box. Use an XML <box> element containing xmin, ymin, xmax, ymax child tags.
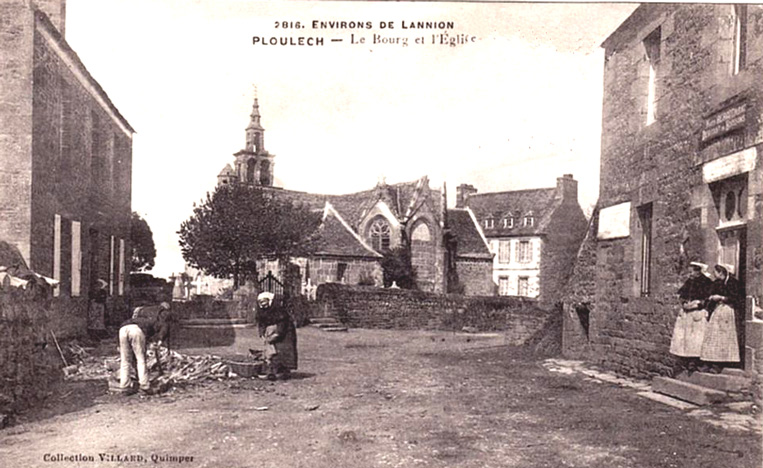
<box><xmin>217</xmin><ymin>164</ymin><xmax>235</xmax><ymax>177</ymax></box>
<box><xmin>312</xmin><ymin>203</ymin><xmax>382</xmax><ymax>258</ymax></box>
<box><xmin>447</xmin><ymin>208</ymin><xmax>492</xmax><ymax>259</ymax></box>
<box><xmin>261</xmin><ymin>177</ymin><xmax>442</xmax><ymax>231</ymax></box>
<box><xmin>465</xmin><ymin>187</ymin><xmax>558</xmax><ymax>237</ymax></box>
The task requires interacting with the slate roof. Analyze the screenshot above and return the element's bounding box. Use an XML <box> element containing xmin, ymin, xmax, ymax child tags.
<box><xmin>312</xmin><ymin>203</ymin><xmax>382</xmax><ymax>258</ymax></box>
<box><xmin>465</xmin><ymin>187</ymin><xmax>558</xmax><ymax>237</ymax></box>
<box><xmin>218</xmin><ymin>164</ymin><xmax>235</xmax><ymax>177</ymax></box>
<box><xmin>262</xmin><ymin>178</ymin><xmax>441</xmax><ymax>231</ymax></box>
<box><xmin>446</xmin><ymin>209</ymin><xmax>492</xmax><ymax>259</ymax></box>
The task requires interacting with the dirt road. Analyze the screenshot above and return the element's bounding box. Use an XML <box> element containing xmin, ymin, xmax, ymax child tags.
<box><xmin>1</xmin><ymin>327</ymin><xmax>760</xmax><ymax>468</ymax></box>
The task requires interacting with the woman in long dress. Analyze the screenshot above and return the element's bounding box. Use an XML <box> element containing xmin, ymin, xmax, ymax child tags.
<box><xmin>669</xmin><ymin>262</ymin><xmax>712</xmax><ymax>372</ymax></box>
<box><xmin>700</xmin><ymin>264</ymin><xmax>743</xmax><ymax>371</ymax></box>
<box><xmin>255</xmin><ymin>292</ymin><xmax>298</xmax><ymax>380</ymax></box>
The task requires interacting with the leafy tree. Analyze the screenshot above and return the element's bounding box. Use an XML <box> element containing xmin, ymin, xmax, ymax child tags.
<box><xmin>131</xmin><ymin>212</ymin><xmax>156</xmax><ymax>272</ymax></box>
<box><xmin>178</xmin><ymin>184</ymin><xmax>321</xmax><ymax>288</ymax></box>
<box><xmin>380</xmin><ymin>246</ymin><xmax>417</xmax><ymax>289</ymax></box>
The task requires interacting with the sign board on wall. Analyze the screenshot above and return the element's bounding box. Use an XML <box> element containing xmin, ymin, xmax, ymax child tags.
<box><xmin>701</xmin><ymin>102</ymin><xmax>747</xmax><ymax>142</ymax></box>
<box><xmin>597</xmin><ymin>202</ymin><xmax>631</xmax><ymax>240</ymax></box>
<box><xmin>702</xmin><ymin>147</ymin><xmax>756</xmax><ymax>183</ymax></box>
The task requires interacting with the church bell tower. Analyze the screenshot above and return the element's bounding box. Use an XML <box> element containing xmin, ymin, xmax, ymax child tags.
<box><xmin>226</xmin><ymin>88</ymin><xmax>275</xmax><ymax>187</ymax></box>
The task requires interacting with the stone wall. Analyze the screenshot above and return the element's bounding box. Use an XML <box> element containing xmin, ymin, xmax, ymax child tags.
<box><xmin>0</xmin><ymin>286</ymin><xmax>87</xmax><ymax>415</ymax></box>
<box><xmin>0</xmin><ymin>2</ymin><xmax>34</xmax><ymax>262</ymax></box>
<box><xmin>171</xmin><ymin>297</ymin><xmax>244</xmax><ymax>320</ymax></box>
<box><xmin>570</xmin><ymin>4</ymin><xmax>763</xmax><ymax>379</ymax></box>
<box><xmin>539</xmin><ymin>197</ymin><xmax>589</xmax><ymax>307</ymax></box>
<box><xmin>315</xmin><ymin>283</ymin><xmax>551</xmax><ymax>345</ymax></box>
<box><xmin>1</xmin><ymin>4</ymin><xmax>132</xmax><ymax>325</ymax></box>
<box><xmin>455</xmin><ymin>258</ymin><xmax>494</xmax><ymax>296</ymax></box>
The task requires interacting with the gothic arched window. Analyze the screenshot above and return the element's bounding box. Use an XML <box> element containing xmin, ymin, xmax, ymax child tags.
<box><xmin>369</xmin><ymin>218</ymin><xmax>391</xmax><ymax>252</ymax></box>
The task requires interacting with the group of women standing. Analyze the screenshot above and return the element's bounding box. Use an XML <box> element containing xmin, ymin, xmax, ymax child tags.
<box><xmin>670</xmin><ymin>262</ymin><xmax>743</xmax><ymax>373</ymax></box>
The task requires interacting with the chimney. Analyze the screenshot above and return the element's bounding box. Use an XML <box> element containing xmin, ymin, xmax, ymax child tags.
<box><xmin>456</xmin><ymin>184</ymin><xmax>477</xmax><ymax>208</ymax></box>
<box><xmin>32</xmin><ymin>0</ymin><xmax>66</xmax><ymax>36</ymax></box>
<box><xmin>556</xmin><ymin>174</ymin><xmax>578</xmax><ymax>202</ymax></box>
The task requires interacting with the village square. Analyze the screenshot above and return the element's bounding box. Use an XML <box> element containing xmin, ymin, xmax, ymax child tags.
<box><xmin>1</xmin><ymin>1</ymin><xmax>762</xmax><ymax>467</ymax></box>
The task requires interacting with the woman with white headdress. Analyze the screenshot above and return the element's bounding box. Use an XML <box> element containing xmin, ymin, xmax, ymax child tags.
<box><xmin>700</xmin><ymin>264</ymin><xmax>743</xmax><ymax>371</ymax></box>
<box><xmin>669</xmin><ymin>261</ymin><xmax>713</xmax><ymax>372</ymax></box>
<box><xmin>255</xmin><ymin>291</ymin><xmax>298</xmax><ymax>380</ymax></box>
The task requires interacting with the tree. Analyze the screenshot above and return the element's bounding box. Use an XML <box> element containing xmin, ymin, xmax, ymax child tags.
<box><xmin>380</xmin><ymin>246</ymin><xmax>417</xmax><ymax>289</ymax></box>
<box><xmin>131</xmin><ymin>212</ymin><xmax>156</xmax><ymax>272</ymax></box>
<box><xmin>178</xmin><ymin>184</ymin><xmax>321</xmax><ymax>288</ymax></box>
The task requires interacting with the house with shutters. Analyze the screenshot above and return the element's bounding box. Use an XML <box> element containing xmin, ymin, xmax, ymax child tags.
<box><xmin>214</xmin><ymin>96</ymin><xmax>493</xmax><ymax>296</ymax></box>
<box><xmin>457</xmin><ymin>174</ymin><xmax>588</xmax><ymax>304</ymax></box>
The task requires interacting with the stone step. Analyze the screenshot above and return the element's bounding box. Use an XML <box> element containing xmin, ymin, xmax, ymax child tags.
<box><xmin>720</xmin><ymin>368</ymin><xmax>747</xmax><ymax>378</ymax></box>
<box><xmin>652</xmin><ymin>376</ymin><xmax>728</xmax><ymax>405</ymax></box>
<box><xmin>182</xmin><ymin>318</ymin><xmax>249</xmax><ymax>325</ymax></box>
<box><xmin>310</xmin><ymin>317</ymin><xmax>341</xmax><ymax>325</ymax></box>
<box><xmin>180</xmin><ymin>318</ymin><xmax>253</xmax><ymax>329</ymax></box>
<box><xmin>322</xmin><ymin>326</ymin><xmax>349</xmax><ymax>332</ymax></box>
<box><xmin>674</xmin><ymin>371</ymin><xmax>751</xmax><ymax>393</ymax></box>
<box><xmin>314</xmin><ymin>322</ymin><xmax>343</xmax><ymax>328</ymax></box>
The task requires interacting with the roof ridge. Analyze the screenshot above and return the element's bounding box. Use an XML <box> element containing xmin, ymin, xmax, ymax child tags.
<box><xmin>469</xmin><ymin>187</ymin><xmax>556</xmax><ymax>198</ymax></box>
<box><xmin>322</xmin><ymin>202</ymin><xmax>382</xmax><ymax>257</ymax></box>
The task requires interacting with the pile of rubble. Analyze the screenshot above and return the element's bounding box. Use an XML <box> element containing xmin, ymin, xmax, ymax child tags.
<box><xmin>67</xmin><ymin>342</ymin><xmax>264</xmax><ymax>394</ymax></box>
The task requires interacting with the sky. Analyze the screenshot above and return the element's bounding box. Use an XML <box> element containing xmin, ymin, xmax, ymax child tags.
<box><xmin>64</xmin><ymin>0</ymin><xmax>638</xmax><ymax>279</ymax></box>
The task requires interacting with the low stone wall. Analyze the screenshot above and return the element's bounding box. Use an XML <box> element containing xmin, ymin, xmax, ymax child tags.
<box><xmin>0</xmin><ymin>287</ymin><xmax>88</xmax><ymax>415</ymax></box>
<box><xmin>171</xmin><ymin>296</ymin><xmax>244</xmax><ymax>320</ymax></box>
<box><xmin>315</xmin><ymin>283</ymin><xmax>551</xmax><ymax>345</ymax></box>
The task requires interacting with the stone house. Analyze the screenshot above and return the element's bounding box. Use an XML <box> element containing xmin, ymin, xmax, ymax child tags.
<box><xmin>563</xmin><ymin>4</ymin><xmax>763</xmax><ymax>381</ymax></box>
<box><xmin>215</xmin><ymin>96</ymin><xmax>493</xmax><ymax>295</ymax></box>
<box><xmin>457</xmin><ymin>174</ymin><xmax>588</xmax><ymax>304</ymax></box>
<box><xmin>0</xmin><ymin>0</ymin><xmax>134</xmax><ymax>330</ymax></box>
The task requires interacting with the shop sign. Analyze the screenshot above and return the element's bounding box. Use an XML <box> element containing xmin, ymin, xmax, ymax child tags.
<box><xmin>701</xmin><ymin>103</ymin><xmax>747</xmax><ymax>142</ymax></box>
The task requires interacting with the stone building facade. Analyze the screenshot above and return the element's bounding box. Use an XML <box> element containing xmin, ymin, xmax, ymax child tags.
<box><xmin>0</xmin><ymin>0</ymin><xmax>134</xmax><ymax>327</ymax></box>
<box><xmin>563</xmin><ymin>4</ymin><xmax>763</xmax><ymax>379</ymax></box>
<box><xmin>457</xmin><ymin>174</ymin><xmax>588</xmax><ymax>305</ymax></box>
<box><xmin>215</xmin><ymin>97</ymin><xmax>493</xmax><ymax>295</ymax></box>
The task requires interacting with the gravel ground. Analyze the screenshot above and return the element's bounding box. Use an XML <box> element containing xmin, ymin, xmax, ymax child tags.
<box><xmin>0</xmin><ymin>326</ymin><xmax>760</xmax><ymax>468</ymax></box>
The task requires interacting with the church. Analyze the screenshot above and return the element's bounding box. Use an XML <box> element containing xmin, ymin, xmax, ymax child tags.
<box><xmin>215</xmin><ymin>95</ymin><xmax>494</xmax><ymax>296</ymax></box>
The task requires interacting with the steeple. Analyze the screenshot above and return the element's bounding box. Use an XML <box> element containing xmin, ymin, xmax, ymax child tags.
<box><xmin>245</xmin><ymin>86</ymin><xmax>265</xmax><ymax>153</ymax></box>
<box><xmin>223</xmin><ymin>86</ymin><xmax>275</xmax><ymax>187</ymax></box>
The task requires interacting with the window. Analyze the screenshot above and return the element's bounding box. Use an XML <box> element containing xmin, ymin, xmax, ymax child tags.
<box><xmin>523</xmin><ymin>216</ymin><xmax>534</xmax><ymax>227</ymax></box>
<box><xmin>369</xmin><ymin>218</ymin><xmax>391</xmax><ymax>252</ymax></box>
<box><xmin>503</xmin><ymin>217</ymin><xmax>514</xmax><ymax>228</ymax></box>
<box><xmin>91</xmin><ymin>111</ymin><xmax>104</xmax><ymax>184</ymax></box>
<box><xmin>733</xmin><ymin>5</ymin><xmax>748</xmax><ymax>75</ymax></box>
<box><xmin>643</xmin><ymin>27</ymin><xmax>661</xmax><ymax>126</ymax></box>
<box><xmin>517</xmin><ymin>240</ymin><xmax>532</xmax><ymax>264</ymax></box>
<box><xmin>637</xmin><ymin>203</ymin><xmax>653</xmax><ymax>296</ymax></box>
<box><xmin>60</xmin><ymin>81</ymin><xmax>72</xmax><ymax>171</ymax></box>
<box><xmin>713</xmin><ymin>175</ymin><xmax>747</xmax><ymax>226</ymax></box>
<box><xmin>518</xmin><ymin>277</ymin><xmax>529</xmax><ymax>297</ymax></box>
<box><xmin>336</xmin><ymin>262</ymin><xmax>348</xmax><ymax>282</ymax></box>
<box><xmin>483</xmin><ymin>218</ymin><xmax>494</xmax><ymax>229</ymax></box>
<box><xmin>498</xmin><ymin>240</ymin><xmax>510</xmax><ymax>264</ymax></box>
<box><xmin>498</xmin><ymin>276</ymin><xmax>510</xmax><ymax>296</ymax></box>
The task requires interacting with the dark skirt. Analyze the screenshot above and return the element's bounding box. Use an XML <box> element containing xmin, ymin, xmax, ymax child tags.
<box><xmin>263</xmin><ymin>323</ymin><xmax>298</xmax><ymax>370</ymax></box>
